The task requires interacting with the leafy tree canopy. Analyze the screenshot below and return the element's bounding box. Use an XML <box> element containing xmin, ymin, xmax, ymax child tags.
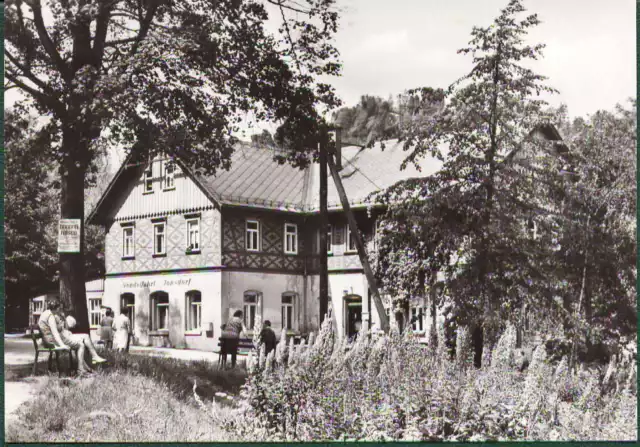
<box><xmin>372</xmin><ymin>0</ymin><xmax>562</xmax><ymax>338</ymax></box>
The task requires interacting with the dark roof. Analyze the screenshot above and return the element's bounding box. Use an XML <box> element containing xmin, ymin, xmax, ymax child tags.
<box><xmin>88</xmin><ymin>124</ymin><xmax>565</xmax><ymax>223</ymax></box>
<box><xmin>196</xmin><ymin>140</ymin><xmax>443</xmax><ymax>212</ymax></box>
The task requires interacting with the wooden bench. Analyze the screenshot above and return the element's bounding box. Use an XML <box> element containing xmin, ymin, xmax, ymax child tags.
<box><xmin>217</xmin><ymin>337</ymin><xmax>255</xmax><ymax>367</ymax></box>
<box><xmin>30</xmin><ymin>326</ymin><xmax>77</xmax><ymax>376</ymax></box>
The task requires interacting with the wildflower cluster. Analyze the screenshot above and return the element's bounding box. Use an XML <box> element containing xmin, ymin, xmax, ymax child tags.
<box><xmin>218</xmin><ymin>325</ymin><xmax>636</xmax><ymax>441</ymax></box>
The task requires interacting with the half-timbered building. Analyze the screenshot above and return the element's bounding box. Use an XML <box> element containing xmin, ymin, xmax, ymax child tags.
<box><xmin>84</xmin><ymin>124</ymin><xmax>566</xmax><ymax>350</ymax></box>
<box><xmin>86</xmin><ymin>140</ymin><xmax>441</xmax><ymax>349</ymax></box>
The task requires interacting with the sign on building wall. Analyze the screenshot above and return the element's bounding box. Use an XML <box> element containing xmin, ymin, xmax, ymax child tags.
<box><xmin>58</xmin><ymin>219</ymin><xmax>81</xmax><ymax>253</ymax></box>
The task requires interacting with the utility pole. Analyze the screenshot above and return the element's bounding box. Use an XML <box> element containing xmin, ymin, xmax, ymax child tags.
<box><xmin>326</xmin><ymin>127</ymin><xmax>390</xmax><ymax>333</ymax></box>
<box><xmin>318</xmin><ymin>127</ymin><xmax>329</xmax><ymax>325</ymax></box>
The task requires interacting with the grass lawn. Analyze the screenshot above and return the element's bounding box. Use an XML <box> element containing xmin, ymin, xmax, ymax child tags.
<box><xmin>6</xmin><ymin>351</ymin><xmax>248</xmax><ymax>442</ymax></box>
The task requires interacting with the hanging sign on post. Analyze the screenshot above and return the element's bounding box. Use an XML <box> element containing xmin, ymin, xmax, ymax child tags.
<box><xmin>58</xmin><ymin>219</ymin><xmax>81</xmax><ymax>253</ymax></box>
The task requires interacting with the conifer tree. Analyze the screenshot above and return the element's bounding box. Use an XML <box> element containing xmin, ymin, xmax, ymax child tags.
<box><xmin>374</xmin><ymin>0</ymin><xmax>560</xmax><ymax>354</ymax></box>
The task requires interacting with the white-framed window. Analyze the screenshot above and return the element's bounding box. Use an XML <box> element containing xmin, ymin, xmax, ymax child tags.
<box><xmin>345</xmin><ymin>224</ymin><xmax>357</xmax><ymax>253</ymax></box>
<box><xmin>143</xmin><ymin>163</ymin><xmax>154</xmax><ymax>193</ymax></box>
<box><xmin>186</xmin><ymin>217</ymin><xmax>200</xmax><ymax>251</ymax></box>
<box><xmin>284</xmin><ymin>223</ymin><xmax>298</xmax><ymax>254</ymax></box>
<box><xmin>122</xmin><ymin>224</ymin><xmax>135</xmax><ymax>258</ymax></box>
<box><xmin>150</xmin><ymin>292</ymin><xmax>169</xmax><ymax>331</ymax></box>
<box><xmin>163</xmin><ymin>160</ymin><xmax>176</xmax><ymax>190</ymax></box>
<box><xmin>327</xmin><ymin>226</ymin><xmax>333</xmax><ymax>254</ymax></box>
<box><xmin>153</xmin><ymin>221</ymin><xmax>166</xmax><ymax>255</ymax></box>
<box><xmin>246</xmin><ymin>220</ymin><xmax>260</xmax><ymax>252</ymax></box>
<box><xmin>89</xmin><ymin>298</ymin><xmax>102</xmax><ymax>328</ymax></box>
<box><xmin>281</xmin><ymin>293</ymin><xmax>295</xmax><ymax>331</ymax></box>
<box><xmin>185</xmin><ymin>290</ymin><xmax>202</xmax><ymax>331</ymax></box>
<box><xmin>243</xmin><ymin>291</ymin><xmax>260</xmax><ymax>330</ymax></box>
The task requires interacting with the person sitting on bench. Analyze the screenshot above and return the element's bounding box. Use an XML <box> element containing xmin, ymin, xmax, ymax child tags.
<box><xmin>38</xmin><ymin>297</ymin><xmax>107</xmax><ymax>376</ymax></box>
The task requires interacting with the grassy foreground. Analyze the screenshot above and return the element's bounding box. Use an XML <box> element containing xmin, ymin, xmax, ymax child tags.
<box><xmin>6</xmin><ymin>332</ymin><xmax>637</xmax><ymax>442</ymax></box>
<box><xmin>6</xmin><ymin>351</ymin><xmax>247</xmax><ymax>442</ymax></box>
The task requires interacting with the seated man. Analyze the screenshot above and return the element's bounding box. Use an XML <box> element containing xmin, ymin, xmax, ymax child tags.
<box><xmin>38</xmin><ymin>297</ymin><xmax>106</xmax><ymax>375</ymax></box>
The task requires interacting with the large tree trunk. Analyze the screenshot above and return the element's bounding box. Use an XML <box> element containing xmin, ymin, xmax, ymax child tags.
<box><xmin>59</xmin><ymin>135</ymin><xmax>89</xmax><ymax>333</ymax></box>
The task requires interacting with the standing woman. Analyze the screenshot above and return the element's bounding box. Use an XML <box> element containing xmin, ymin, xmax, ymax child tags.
<box><xmin>99</xmin><ymin>309</ymin><xmax>115</xmax><ymax>350</ymax></box>
<box><xmin>225</xmin><ymin>310</ymin><xmax>246</xmax><ymax>368</ymax></box>
<box><xmin>113</xmin><ymin>308</ymin><xmax>132</xmax><ymax>352</ymax></box>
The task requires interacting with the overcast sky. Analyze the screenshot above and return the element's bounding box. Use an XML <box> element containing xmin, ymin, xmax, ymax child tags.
<box><xmin>6</xmin><ymin>0</ymin><xmax>635</xmax><ymax>168</ymax></box>
<box><xmin>331</xmin><ymin>0</ymin><xmax>635</xmax><ymax>118</ymax></box>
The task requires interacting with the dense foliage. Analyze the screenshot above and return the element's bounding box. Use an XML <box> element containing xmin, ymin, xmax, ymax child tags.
<box><xmin>5</xmin><ymin>112</ymin><xmax>59</xmax><ymax>326</ymax></box>
<box><xmin>370</xmin><ymin>0</ymin><xmax>636</xmax><ymax>357</ymax></box>
<box><xmin>4</xmin><ymin>111</ymin><xmax>108</xmax><ymax>328</ymax></box>
<box><xmin>210</xmin><ymin>319</ymin><xmax>636</xmax><ymax>441</ymax></box>
<box><xmin>6</xmin><ymin>0</ymin><xmax>343</xmax><ymax>328</ymax></box>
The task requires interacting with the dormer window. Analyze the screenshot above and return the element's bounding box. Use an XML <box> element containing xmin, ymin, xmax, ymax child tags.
<box><xmin>143</xmin><ymin>163</ymin><xmax>154</xmax><ymax>193</ymax></box>
<box><xmin>163</xmin><ymin>160</ymin><xmax>176</xmax><ymax>191</ymax></box>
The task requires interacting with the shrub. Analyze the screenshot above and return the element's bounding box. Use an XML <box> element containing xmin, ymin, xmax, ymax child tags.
<box><xmin>220</xmin><ymin>321</ymin><xmax>637</xmax><ymax>442</ymax></box>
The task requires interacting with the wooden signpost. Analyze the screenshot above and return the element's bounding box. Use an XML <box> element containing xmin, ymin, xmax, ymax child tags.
<box><xmin>318</xmin><ymin>125</ymin><xmax>390</xmax><ymax>333</ymax></box>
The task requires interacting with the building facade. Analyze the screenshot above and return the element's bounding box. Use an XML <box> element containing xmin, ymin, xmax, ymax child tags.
<box><xmin>87</xmin><ymin>140</ymin><xmax>441</xmax><ymax>349</ymax></box>
<box><xmin>33</xmin><ymin>125</ymin><xmax>563</xmax><ymax>350</ymax></box>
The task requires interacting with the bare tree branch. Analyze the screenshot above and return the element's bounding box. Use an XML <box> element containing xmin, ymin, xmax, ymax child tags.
<box><xmin>278</xmin><ymin>3</ymin><xmax>302</xmax><ymax>73</ymax></box>
<box><xmin>129</xmin><ymin>0</ymin><xmax>161</xmax><ymax>57</ymax></box>
<box><xmin>5</xmin><ymin>69</ymin><xmax>47</xmax><ymax>100</ymax></box>
<box><xmin>28</xmin><ymin>0</ymin><xmax>72</xmax><ymax>82</ymax></box>
<box><xmin>93</xmin><ymin>3</ymin><xmax>114</xmax><ymax>66</ymax></box>
<box><xmin>5</xmin><ymin>49</ymin><xmax>52</xmax><ymax>93</ymax></box>
<box><xmin>104</xmin><ymin>37</ymin><xmax>139</xmax><ymax>48</ymax></box>
<box><xmin>266</xmin><ymin>0</ymin><xmax>311</xmax><ymax>15</ymax></box>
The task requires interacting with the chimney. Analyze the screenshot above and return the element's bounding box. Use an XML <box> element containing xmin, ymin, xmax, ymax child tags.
<box><xmin>335</xmin><ymin>126</ymin><xmax>342</xmax><ymax>170</ymax></box>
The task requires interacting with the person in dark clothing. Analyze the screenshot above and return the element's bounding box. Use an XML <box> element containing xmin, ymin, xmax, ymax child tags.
<box><xmin>225</xmin><ymin>310</ymin><xmax>246</xmax><ymax>368</ymax></box>
<box><xmin>259</xmin><ymin>320</ymin><xmax>277</xmax><ymax>358</ymax></box>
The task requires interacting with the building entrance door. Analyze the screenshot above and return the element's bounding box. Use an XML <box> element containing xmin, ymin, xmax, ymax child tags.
<box><xmin>344</xmin><ymin>294</ymin><xmax>362</xmax><ymax>340</ymax></box>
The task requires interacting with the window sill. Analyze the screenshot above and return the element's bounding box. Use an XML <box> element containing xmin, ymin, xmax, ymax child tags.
<box><xmin>121</xmin><ymin>256</ymin><xmax>135</xmax><ymax>261</ymax></box>
<box><xmin>163</xmin><ymin>187</ymin><xmax>176</xmax><ymax>192</ymax></box>
<box><xmin>143</xmin><ymin>190</ymin><xmax>154</xmax><ymax>195</ymax></box>
<box><xmin>185</xmin><ymin>330</ymin><xmax>202</xmax><ymax>336</ymax></box>
<box><xmin>152</xmin><ymin>253</ymin><xmax>167</xmax><ymax>258</ymax></box>
<box><xmin>345</xmin><ymin>250</ymin><xmax>357</xmax><ymax>255</ymax></box>
<box><xmin>284</xmin><ymin>251</ymin><xmax>298</xmax><ymax>256</ymax></box>
<box><xmin>149</xmin><ymin>330</ymin><xmax>170</xmax><ymax>336</ymax></box>
<box><xmin>185</xmin><ymin>250</ymin><xmax>201</xmax><ymax>255</ymax></box>
<box><xmin>246</xmin><ymin>249</ymin><xmax>260</xmax><ymax>253</ymax></box>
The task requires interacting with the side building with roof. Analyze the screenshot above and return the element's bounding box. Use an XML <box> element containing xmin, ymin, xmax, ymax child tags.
<box><xmin>87</xmin><ymin>140</ymin><xmax>442</xmax><ymax>349</ymax></box>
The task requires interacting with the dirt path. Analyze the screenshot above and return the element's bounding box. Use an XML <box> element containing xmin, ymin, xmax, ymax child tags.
<box><xmin>5</xmin><ymin>376</ymin><xmax>48</xmax><ymax>430</ymax></box>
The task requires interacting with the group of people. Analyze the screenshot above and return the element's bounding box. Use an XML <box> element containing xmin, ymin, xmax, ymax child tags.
<box><xmin>37</xmin><ymin>298</ymin><xmax>134</xmax><ymax>375</ymax></box>
<box><xmin>97</xmin><ymin>307</ymin><xmax>132</xmax><ymax>352</ymax></box>
<box><xmin>219</xmin><ymin>310</ymin><xmax>277</xmax><ymax>368</ymax></box>
<box><xmin>38</xmin><ymin>297</ymin><xmax>108</xmax><ymax>376</ymax></box>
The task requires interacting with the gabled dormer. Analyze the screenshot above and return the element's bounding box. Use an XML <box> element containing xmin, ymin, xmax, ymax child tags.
<box><xmin>88</xmin><ymin>152</ymin><xmax>222</xmax><ymax>275</ymax></box>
